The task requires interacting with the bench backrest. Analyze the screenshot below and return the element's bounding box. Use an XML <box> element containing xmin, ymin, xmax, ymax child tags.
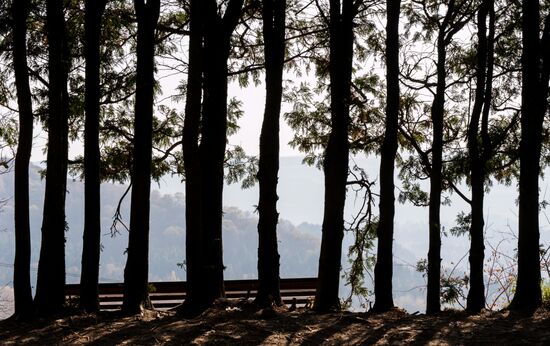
<box><xmin>65</xmin><ymin>277</ymin><xmax>317</xmax><ymax>310</ymax></box>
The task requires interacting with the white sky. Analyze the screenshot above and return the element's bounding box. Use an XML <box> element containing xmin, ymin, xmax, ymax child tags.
<box><xmin>228</xmin><ymin>83</ymin><xmax>301</xmax><ymax>157</ymax></box>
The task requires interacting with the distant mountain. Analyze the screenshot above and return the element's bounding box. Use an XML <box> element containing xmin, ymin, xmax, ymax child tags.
<box><xmin>0</xmin><ymin>164</ymin><xmax>322</xmax><ymax>282</ymax></box>
<box><xmin>0</xmin><ymin>161</ymin><xmax>430</xmax><ymax>320</ymax></box>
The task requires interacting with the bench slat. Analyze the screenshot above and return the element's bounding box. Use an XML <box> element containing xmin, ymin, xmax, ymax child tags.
<box><xmin>66</xmin><ymin>278</ymin><xmax>317</xmax><ymax>311</ymax></box>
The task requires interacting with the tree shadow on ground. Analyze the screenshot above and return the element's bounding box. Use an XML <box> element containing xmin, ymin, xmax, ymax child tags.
<box><xmin>3</xmin><ymin>304</ymin><xmax>550</xmax><ymax>345</ymax></box>
<box><xmin>87</xmin><ymin>300</ymin><xmax>307</xmax><ymax>345</ymax></box>
<box><xmin>297</xmin><ymin>310</ymin><xmax>469</xmax><ymax>345</ymax></box>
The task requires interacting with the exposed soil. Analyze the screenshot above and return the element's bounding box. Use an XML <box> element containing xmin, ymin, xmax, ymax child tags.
<box><xmin>2</xmin><ymin>300</ymin><xmax>550</xmax><ymax>345</ymax></box>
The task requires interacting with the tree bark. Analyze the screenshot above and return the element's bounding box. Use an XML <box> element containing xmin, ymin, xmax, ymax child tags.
<box><xmin>510</xmin><ymin>0</ymin><xmax>550</xmax><ymax>312</ymax></box>
<box><xmin>425</xmin><ymin>0</ymin><xmax>464</xmax><ymax>314</ymax></box>
<box><xmin>34</xmin><ymin>0</ymin><xmax>70</xmax><ymax>315</ymax></box>
<box><xmin>466</xmin><ymin>0</ymin><xmax>494</xmax><ymax>313</ymax></box>
<box><xmin>80</xmin><ymin>0</ymin><xmax>108</xmax><ymax>313</ymax></box>
<box><xmin>197</xmin><ymin>0</ymin><xmax>244</xmax><ymax>307</ymax></box>
<box><xmin>12</xmin><ymin>0</ymin><xmax>34</xmax><ymax>320</ymax></box>
<box><xmin>255</xmin><ymin>0</ymin><xmax>286</xmax><ymax>308</ymax></box>
<box><xmin>314</xmin><ymin>0</ymin><xmax>355</xmax><ymax>312</ymax></box>
<box><xmin>179</xmin><ymin>0</ymin><xmax>206</xmax><ymax>316</ymax></box>
<box><xmin>122</xmin><ymin>0</ymin><xmax>160</xmax><ymax>314</ymax></box>
<box><xmin>426</xmin><ymin>30</ymin><xmax>445</xmax><ymax>314</ymax></box>
<box><xmin>372</xmin><ymin>0</ymin><xmax>400</xmax><ymax>313</ymax></box>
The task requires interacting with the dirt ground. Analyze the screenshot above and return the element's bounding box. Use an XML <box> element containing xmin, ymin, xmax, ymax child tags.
<box><xmin>2</xmin><ymin>300</ymin><xmax>550</xmax><ymax>345</ymax></box>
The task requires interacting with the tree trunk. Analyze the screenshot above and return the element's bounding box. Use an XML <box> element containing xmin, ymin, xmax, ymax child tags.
<box><xmin>80</xmin><ymin>0</ymin><xmax>108</xmax><ymax>313</ymax></box>
<box><xmin>510</xmin><ymin>0</ymin><xmax>549</xmax><ymax>312</ymax></box>
<box><xmin>255</xmin><ymin>0</ymin><xmax>286</xmax><ymax>308</ymax></box>
<box><xmin>12</xmin><ymin>0</ymin><xmax>34</xmax><ymax>320</ymax></box>
<box><xmin>466</xmin><ymin>0</ymin><xmax>494</xmax><ymax>313</ymax></box>
<box><xmin>199</xmin><ymin>12</ymin><xmax>227</xmax><ymax>305</ymax></box>
<box><xmin>179</xmin><ymin>0</ymin><xmax>206</xmax><ymax>316</ymax></box>
<box><xmin>122</xmin><ymin>0</ymin><xmax>160</xmax><ymax>314</ymax></box>
<box><xmin>314</xmin><ymin>0</ymin><xmax>355</xmax><ymax>312</ymax></box>
<box><xmin>424</xmin><ymin>0</ymin><xmax>466</xmax><ymax>314</ymax></box>
<box><xmin>372</xmin><ymin>0</ymin><xmax>400</xmax><ymax>313</ymax></box>
<box><xmin>34</xmin><ymin>0</ymin><xmax>70</xmax><ymax>315</ymax></box>
<box><xmin>197</xmin><ymin>0</ymin><xmax>244</xmax><ymax>307</ymax></box>
<box><xmin>426</xmin><ymin>26</ymin><xmax>447</xmax><ymax>316</ymax></box>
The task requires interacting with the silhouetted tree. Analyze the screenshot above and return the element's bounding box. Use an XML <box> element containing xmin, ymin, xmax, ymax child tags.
<box><xmin>198</xmin><ymin>0</ymin><xmax>244</xmax><ymax>306</ymax></box>
<box><xmin>314</xmin><ymin>0</ymin><xmax>357</xmax><ymax>312</ymax></box>
<box><xmin>256</xmin><ymin>0</ymin><xmax>286</xmax><ymax>308</ymax></box>
<box><xmin>510</xmin><ymin>0</ymin><xmax>550</xmax><ymax>312</ymax></box>
<box><xmin>122</xmin><ymin>0</ymin><xmax>160</xmax><ymax>314</ymax></box>
<box><xmin>466</xmin><ymin>0</ymin><xmax>494</xmax><ymax>313</ymax></box>
<box><xmin>34</xmin><ymin>0</ymin><xmax>70</xmax><ymax>315</ymax></box>
<box><xmin>373</xmin><ymin>0</ymin><xmax>400</xmax><ymax>313</ymax></box>
<box><xmin>423</xmin><ymin>0</ymin><xmax>472</xmax><ymax>314</ymax></box>
<box><xmin>180</xmin><ymin>0</ymin><xmax>205</xmax><ymax>316</ymax></box>
<box><xmin>12</xmin><ymin>0</ymin><xmax>34</xmax><ymax>320</ymax></box>
<box><xmin>80</xmin><ymin>0</ymin><xmax>108</xmax><ymax>313</ymax></box>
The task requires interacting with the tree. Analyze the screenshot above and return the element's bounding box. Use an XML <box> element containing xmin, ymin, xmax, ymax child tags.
<box><xmin>255</xmin><ymin>0</ymin><xmax>286</xmax><ymax>308</ymax></box>
<box><xmin>197</xmin><ymin>0</ymin><xmax>244</xmax><ymax>306</ymax></box>
<box><xmin>65</xmin><ymin>2</ymin><xmax>185</xmax><ymax>189</ymax></box>
<box><xmin>372</xmin><ymin>0</ymin><xmax>400</xmax><ymax>313</ymax></box>
<box><xmin>466</xmin><ymin>0</ymin><xmax>494</xmax><ymax>313</ymax></box>
<box><xmin>180</xmin><ymin>0</ymin><xmax>205</xmax><ymax>316</ymax></box>
<box><xmin>122</xmin><ymin>0</ymin><xmax>160</xmax><ymax>314</ymax></box>
<box><xmin>510</xmin><ymin>0</ymin><xmax>550</xmax><ymax>312</ymax></box>
<box><xmin>80</xmin><ymin>0</ymin><xmax>108</xmax><ymax>313</ymax></box>
<box><xmin>426</xmin><ymin>0</ymin><xmax>453</xmax><ymax>314</ymax></box>
<box><xmin>314</xmin><ymin>0</ymin><xmax>357</xmax><ymax>312</ymax></box>
<box><xmin>402</xmin><ymin>0</ymin><xmax>473</xmax><ymax>314</ymax></box>
<box><xmin>12</xmin><ymin>0</ymin><xmax>34</xmax><ymax>320</ymax></box>
<box><xmin>34</xmin><ymin>0</ymin><xmax>70</xmax><ymax>315</ymax></box>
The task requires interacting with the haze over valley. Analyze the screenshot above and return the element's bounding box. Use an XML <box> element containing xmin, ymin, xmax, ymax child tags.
<box><xmin>2</xmin><ymin>156</ymin><xmax>549</xmax><ymax>319</ymax></box>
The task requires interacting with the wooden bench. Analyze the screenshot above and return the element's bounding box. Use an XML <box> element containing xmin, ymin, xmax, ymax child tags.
<box><xmin>65</xmin><ymin>277</ymin><xmax>317</xmax><ymax>311</ymax></box>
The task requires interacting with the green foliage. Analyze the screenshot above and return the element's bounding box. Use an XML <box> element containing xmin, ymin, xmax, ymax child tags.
<box><xmin>416</xmin><ymin>256</ymin><xmax>469</xmax><ymax>308</ymax></box>
<box><xmin>284</xmin><ymin>81</ymin><xmax>331</xmax><ymax>164</ymax></box>
<box><xmin>342</xmin><ymin>217</ymin><xmax>377</xmax><ymax>309</ymax></box>
<box><xmin>449</xmin><ymin>211</ymin><xmax>471</xmax><ymax>238</ymax></box>
<box><xmin>0</xmin><ymin>113</ymin><xmax>16</xmax><ymax>173</ymax></box>
<box><xmin>416</xmin><ymin>258</ymin><xmax>428</xmax><ymax>278</ymax></box>
<box><xmin>398</xmin><ymin>179</ymin><xmax>429</xmax><ymax>207</ymax></box>
<box><xmin>148</xmin><ymin>283</ymin><xmax>157</xmax><ymax>293</ymax></box>
<box><xmin>542</xmin><ymin>281</ymin><xmax>550</xmax><ymax>303</ymax></box>
<box><xmin>440</xmin><ymin>274</ymin><xmax>468</xmax><ymax>306</ymax></box>
<box><xmin>342</xmin><ymin>169</ymin><xmax>378</xmax><ymax>309</ymax></box>
<box><xmin>227</xmin><ymin>97</ymin><xmax>244</xmax><ymax>137</ymax></box>
<box><xmin>224</xmin><ymin>145</ymin><xmax>258</xmax><ymax>189</ymax></box>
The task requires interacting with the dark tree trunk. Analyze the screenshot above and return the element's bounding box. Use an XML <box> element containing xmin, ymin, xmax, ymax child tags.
<box><xmin>197</xmin><ymin>0</ymin><xmax>244</xmax><ymax>307</ymax></box>
<box><xmin>34</xmin><ymin>0</ymin><xmax>70</xmax><ymax>315</ymax></box>
<box><xmin>372</xmin><ymin>0</ymin><xmax>400</xmax><ymax>313</ymax></box>
<box><xmin>466</xmin><ymin>0</ymin><xmax>494</xmax><ymax>313</ymax></box>
<box><xmin>199</xmin><ymin>8</ymin><xmax>227</xmax><ymax>305</ymax></box>
<box><xmin>255</xmin><ymin>0</ymin><xmax>286</xmax><ymax>308</ymax></box>
<box><xmin>426</xmin><ymin>31</ymin><xmax>445</xmax><ymax>314</ymax></box>
<box><xmin>122</xmin><ymin>0</ymin><xmax>160</xmax><ymax>314</ymax></box>
<box><xmin>314</xmin><ymin>0</ymin><xmax>355</xmax><ymax>312</ymax></box>
<box><xmin>510</xmin><ymin>0</ymin><xmax>550</xmax><ymax>312</ymax></box>
<box><xmin>12</xmin><ymin>0</ymin><xmax>34</xmax><ymax>320</ymax></box>
<box><xmin>179</xmin><ymin>0</ymin><xmax>206</xmax><ymax>316</ymax></box>
<box><xmin>425</xmin><ymin>0</ymin><xmax>464</xmax><ymax>314</ymax></box>
<box><xmin>80</xmin><ymin>0</ymin><xmax>108</xmax><ymax>313</ymax></box>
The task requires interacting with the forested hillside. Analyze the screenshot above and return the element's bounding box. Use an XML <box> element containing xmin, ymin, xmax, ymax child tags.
<box><xmin>0</xmin><ymin>164</ymin><xmax>428</xmax><ymax>319</ymax></box>
<box><xmin>0</xmin><ymin>164</ymin><xmax>320</xmax><ymax>281</ymax></box>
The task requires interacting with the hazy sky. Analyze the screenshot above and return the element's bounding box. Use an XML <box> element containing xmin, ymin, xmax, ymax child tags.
<box><xmin>228</xmin><ymin>82</ymin><xmax>302</xmax><ymax>157</ymax></box>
